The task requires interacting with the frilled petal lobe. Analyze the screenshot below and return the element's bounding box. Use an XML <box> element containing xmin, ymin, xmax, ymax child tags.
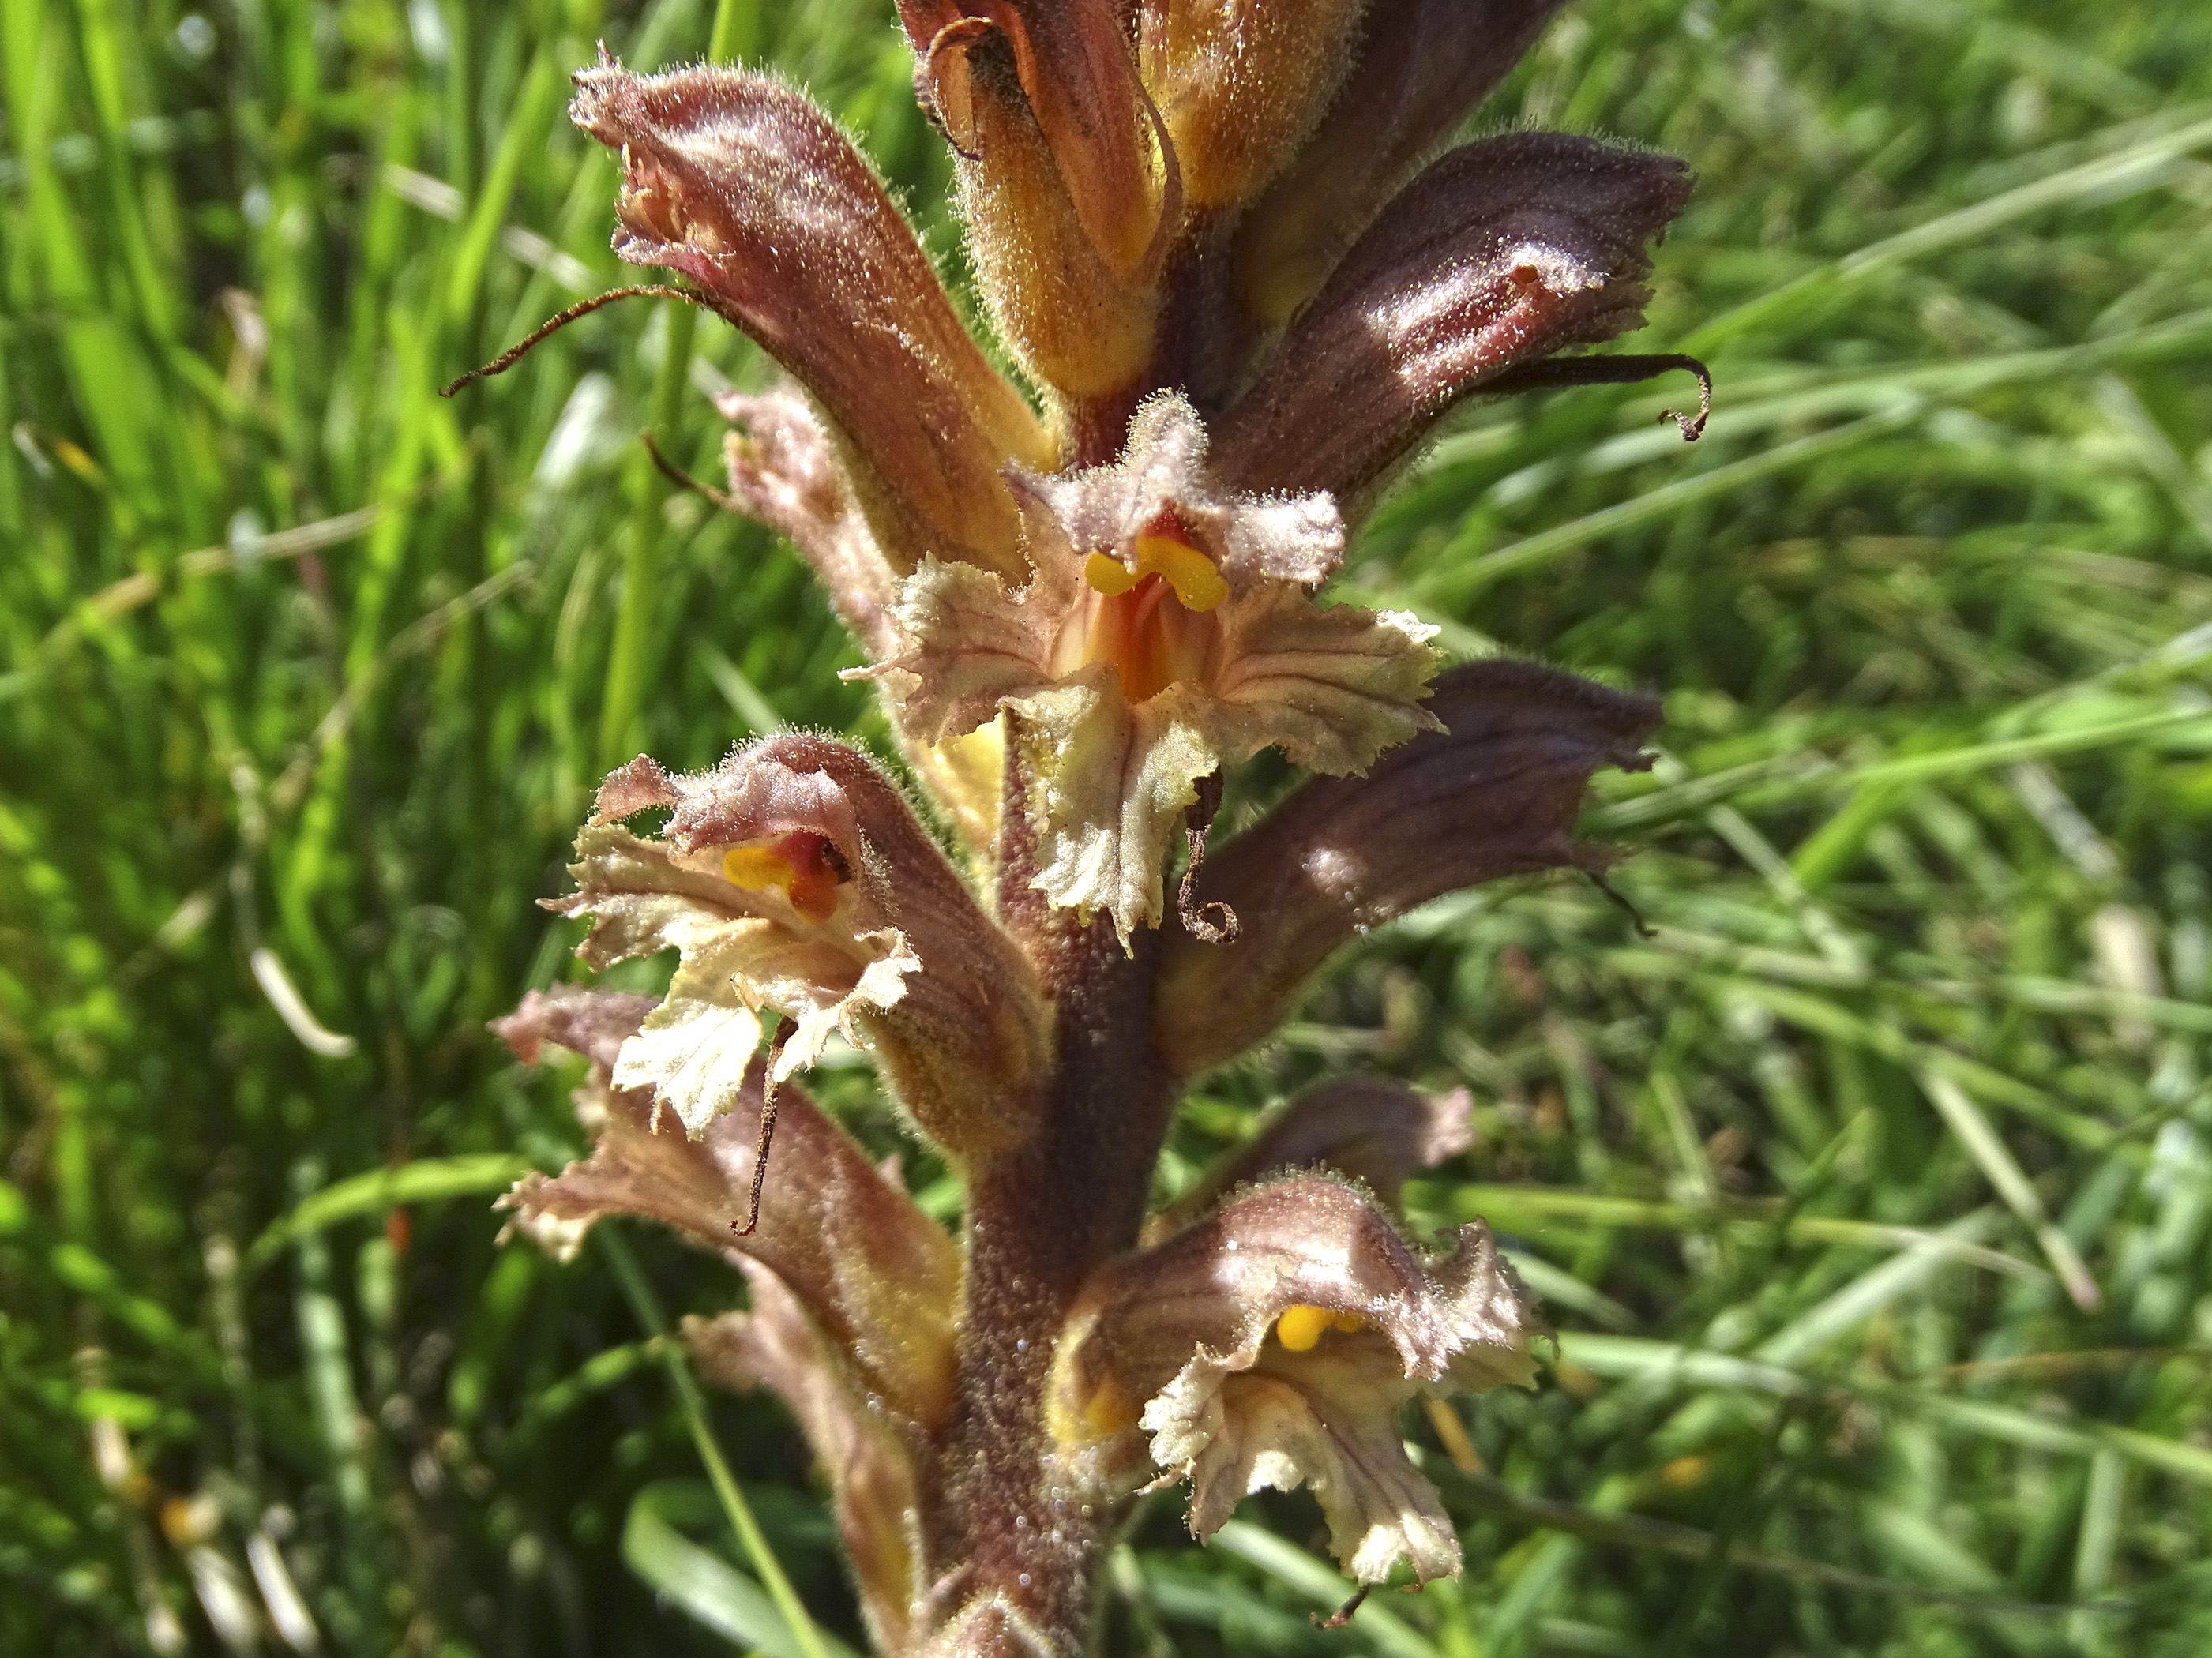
<box><xmin>1051</xmin><ymin>1177</ymin><xmax>1537</xmax><ymax>1582</ymax></box>
<box><xmin>876</xmin><ymin>394</ymin><xmax>1438</xmax><ymax>941</ymax></box>
<box><xmin>570</xmin><ymin>58</ymin><xmax>1050</xmax><ymax>577</ymax></box>
<box><xmin>1005</xmin><ymin>670</ymin><xmax>1219</xmax><ymax>942</ymax></box>
<box><xmin>1234</xmin><ymin>0</ymin><xmax>1567</xmax><ymax>325</ymax></box>
<box><xmin>689</xmin><ymin>1268</ymin><xmax>924</xmax><ymax>1652</ymax></box>
<box><xmin>900</xmin><ymin>0</ymin><xmax>1171</xmax><ymax>398</ymax></box>
<box><xmin>1164</xmin><ymin>1346</ymin><xmax>1463</xmax><ymax>1581</ymax></box>
<box><xmin>1155</xmin><ymin>1076</ymin><xmax>1473</xmax><ymax>1236</ymax></box>
<box><xmin>491</xmin><ymin>983</ymin><xmax>659</xmax><ymax>1075</ymax></box>
<box><xmin>496</xmin><ymin>996</ymin><xmax>960</xmax><ymax>1424</ymax></box>
<box><xmin>1217</xmin><ymin>134</ymin><xmax>1693</xmax><ymax>507</ymax></box>
<box><xmin>549</xmin><ymin>819</ymin><xmax>908</xmax><ymax>1133</ymax></box>
<box><xmin>556</xmin><ymin>737</ymin><xmax>1051</xmax><ymax>1154</ymax></box>
<box><xmin>1204</xmin><ymin>584</ymin><xmax>1441</xmax><ymax>776</ymax></box>
<box><xmin>1157</xmin><ymin>660</ymin><xmax>1661</xmax><ymax>1075</ymax></box>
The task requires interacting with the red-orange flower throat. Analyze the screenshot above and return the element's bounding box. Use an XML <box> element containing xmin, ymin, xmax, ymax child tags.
<box><xmin>1080</xmin><ymin>506</ymin><xmax>1226</xmax><ymax>703</ymax></box>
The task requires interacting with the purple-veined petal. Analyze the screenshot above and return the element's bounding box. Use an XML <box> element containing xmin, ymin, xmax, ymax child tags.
<box><xmin>571</xmin><ymin>58</ymin><xmax>1050</xmax><ymax>577</ymax></box>
<box><xmin>1218</xmin><ymin>133</ymin><xmax>1692</xmax><ymax>508</ymax></box>
<box><xmin>1156</xmin><ymin>658</ymin><xmax>1660</xmax><ymax>1075</ymax></box>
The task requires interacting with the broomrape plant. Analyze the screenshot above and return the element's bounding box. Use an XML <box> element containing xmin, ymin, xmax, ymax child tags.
<box><xmin>484</xmin><ymin>3</ymin><xmax>1705</xmax><ymax>1652</ymax></box>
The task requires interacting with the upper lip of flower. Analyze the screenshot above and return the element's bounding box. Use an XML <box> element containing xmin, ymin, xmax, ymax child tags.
<box><xmin>1155</xmin><ymin>658</ymin><xmax>1663</xmax><ymax>1073</ymax></box>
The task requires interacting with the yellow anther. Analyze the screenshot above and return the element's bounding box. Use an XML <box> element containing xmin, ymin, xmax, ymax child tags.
<box><xmin>1083</xmin><ymin>550</ymin><xmax>1140</xmax><ymax>596</ymax></box>
<box><xmin>1080</xmin><ymin>1373</ymin><xmax>1140</xmax><ymax>1439</ymax></box>
<box><xmin>1275</xmin><ymin>1306</ymin><xmax>1330</xmax><ymax>1351</ymax></box>
<box><xmin>1080</xmin><ymin>535</ymin><xmax>1229</xmax><ymax>613</ymax></box>
<box><xmin>723</xmin><ymin>844</ymin><xmax>800</xmax><ymax>895</ymax></box>
<box><xmin>1132</xmin><ymin>533</ymin><xmax>1227</xmax><ymax>612</ymax></box>
<box><xmin>1272</xmin><ymin>1304</ymin><xmax>1364</xmax><ymax>1352</ymax></box>
<box><xmin>721</xmin><ymin>833</ymin><xmax>841</xmax><ymax>924</ymax></box>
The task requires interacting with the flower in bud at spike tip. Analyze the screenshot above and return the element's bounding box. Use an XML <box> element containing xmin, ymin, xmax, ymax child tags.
<box><xmin>869</xmin><ymin>392</ymin><xmax>1441</xmax><ymax>944</ymax></box>
<box><xmin>899</xmin><ymin>0</ymin><xmax>1175</xmax><ymax>402</ymax></box>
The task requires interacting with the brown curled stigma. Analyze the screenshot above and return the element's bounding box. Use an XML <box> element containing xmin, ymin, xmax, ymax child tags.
<box><xmin>1177</xmin><ymin>771</ymin><xmax>1240</xmax><ymax>945</ymax></box>
<box><xmin>440</xmin><ymin>285</ymin><xmax>715</xmax><ymax>397</ymax></box>
<box><xmin>1583</xmin><ymin>865</ymin><xmax>1655</xmax><ymax>940</ymax></box>
<box><xmin>1310</xmin><ymin>1585</ymin><xmax>1370</xmax><ymax>1631</ymax></box>
<box><xmin>640</xmin><ymin>430</ymin><xmax>741</xmax><ymax>513</ymax></box>
<box><xmin>734</xmin><ymin>1015</ymin><xmax>800</xmax><ymax>1238</ymax></box>
<box><xmin>1482</xmin><ymin>352</ymin><xmax>1712</xmax><ymax>441</ymax></box>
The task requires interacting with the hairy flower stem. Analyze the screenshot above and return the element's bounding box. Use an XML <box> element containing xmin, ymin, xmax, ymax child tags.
<box><xmin>926</xmin><ymin>748</ymin><xmax>1181</xmax><ymax>1645</ymax></box>
<box><xmin>941</xmin><ymin>920</ymin><xmax>1168</xmax><ymax>1643</ymax></box>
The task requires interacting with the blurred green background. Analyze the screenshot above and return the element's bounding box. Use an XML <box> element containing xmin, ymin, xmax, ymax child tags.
<box><xmin>6</xmin><ymin>0</ymin><xmax>2212</xmax><ymax>1652</ymax></box>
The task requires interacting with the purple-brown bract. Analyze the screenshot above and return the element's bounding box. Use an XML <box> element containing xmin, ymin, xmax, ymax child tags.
<box><xmin>496</xmin><ymin>4</ymin><xmax>1688</xmax><ymax>1652</ymax></box>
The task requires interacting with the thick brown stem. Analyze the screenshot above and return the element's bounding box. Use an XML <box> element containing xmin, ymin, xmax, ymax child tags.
<box><xmin>929</xmin><ymin>902</ymin><xmax>1176</xmax><ymax>1649</ymax></box>
<box><xmin>918</xmin><ymin>295</ymin><xmax>1241</xmax><ymax>1652</ymax></box>
<box><xmin>922</xmin><ymin>261</ymin><xmax>1262</xmax><ymax>1645</ymax></box>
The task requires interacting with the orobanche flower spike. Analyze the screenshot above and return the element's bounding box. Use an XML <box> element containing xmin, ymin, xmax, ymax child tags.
<box><xmin>482</xmin><ymin>3</ymin><xmax>1696</xmax><ymax>1652</ymax></box>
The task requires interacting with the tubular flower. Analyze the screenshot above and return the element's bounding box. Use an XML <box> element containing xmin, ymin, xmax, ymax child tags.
<box><xmin>1049</xmin><ymin>1177</ymin><xmax>1538</xmax><ymax>1583</ymax></box>
<box><xmin>494</xmin><ymin>987</ymin><xmax>960</xmax><ymax>1423</ymax></box>
<box><xmin>1216</xmin><ymin>133</ymin><xmax>1695</xmax><ymax>508</ymax></box>
<box><xmin>570</xmin><ymin>56</ymin><xmax>1052</xmax><ymax>580</ymax></box>
<box><xmin>551</xmin><ymin>736</ymin><xmax>1050</xmax><ymax>1155</ymax></box>
<box><xmin>897</xmin><ymin>0</ymin><xmax>1175</xmax><ymax>403</ymax></box>
<box><xmin>1158</xmin><ymin>659</ymin><xmax>1664</xmax><ymax>1074</ymax></box>
<box><xmin>494</xmin><ymin>991</ymin><xmax>950</xmax><ymax>1649</ymax></box>
<box><xmin>874</xmin><ymin>392</ymin><xmax>1440</xmax><ymax>943</ymax></box>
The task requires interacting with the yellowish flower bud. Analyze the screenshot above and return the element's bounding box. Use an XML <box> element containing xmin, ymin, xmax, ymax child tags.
<box><xmin>1139</xmin><ymin>0</ymin><xmax>1365</xmax><ymax>212</ymax></box>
